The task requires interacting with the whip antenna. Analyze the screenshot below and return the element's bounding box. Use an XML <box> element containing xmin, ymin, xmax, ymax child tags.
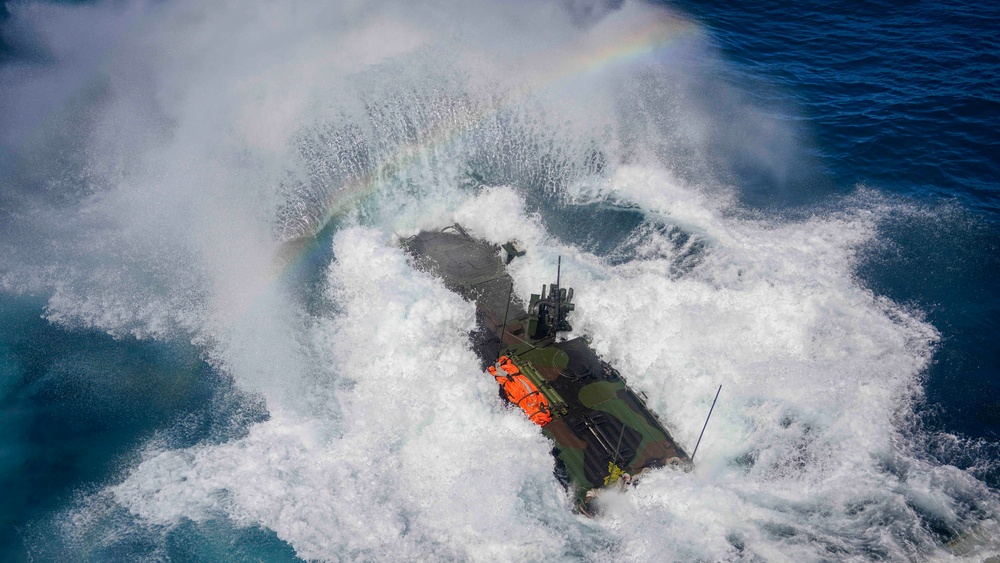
<box><xmin>496</xmin><ymin>281</ymin><xmax>514</xmax><ymax>363</ymax></box>
<box><xmin>554</xmin><ymin>256</ymin><xmax>561</xmax><ymax>334</ymax></box>
<box><xmin>690</xmin><ymin>385</ymin><xmax>722</xmax><ymax>462</ymax></box>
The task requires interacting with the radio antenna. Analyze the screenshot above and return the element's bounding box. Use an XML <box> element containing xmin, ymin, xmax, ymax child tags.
<box><xmin>690</xmin><ymin>385</ymin><xmax>722</xmax><ymax>462</ymax></box>
<box><xmin>496</xmin><ymin>281</ymin><xmax>514</xmax><ymax>363</ymax></box>
<box><xmin>554</xmin><ymin>256</ymin><xmax>561</xmax><ymax>334</ymax></box>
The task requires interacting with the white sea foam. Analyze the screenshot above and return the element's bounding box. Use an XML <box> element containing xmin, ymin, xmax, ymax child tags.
<box><xmin>2</xmin><ymin>0</ymin><xmax>997</xmax><ymax>560</ymax></box>
<box><xmin>110</xmin><ymin>225</ymin><xmax>593</xmax><ymax>560</ymax></box>
<box><xmin>106</xmin><ymin>185</ymin><xmax>999</xmax><ymax>560</ymax></box>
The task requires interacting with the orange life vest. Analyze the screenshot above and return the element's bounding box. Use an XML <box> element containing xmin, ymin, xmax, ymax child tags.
<box><xmin>488</xmin><ymin>356</ymin><xmax>552</xmax><ymax>426</ymax></box>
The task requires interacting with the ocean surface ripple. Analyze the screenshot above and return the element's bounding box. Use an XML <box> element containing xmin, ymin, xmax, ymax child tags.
<box><xmin>1</xmin><ymin>0</ymin><xmax>998</xmax><ymax>561</ymax></box>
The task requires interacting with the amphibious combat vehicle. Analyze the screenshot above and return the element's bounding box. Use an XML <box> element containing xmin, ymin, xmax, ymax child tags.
<box><xmin>403</xmin><ymin>225</ymin><xmax>689</xmax><ymax>511</ymax></box>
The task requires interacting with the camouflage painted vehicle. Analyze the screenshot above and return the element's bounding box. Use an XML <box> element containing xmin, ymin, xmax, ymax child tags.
<box><xmin>402</xmin><ymin>225</ymin><xmax>689</xmax><ymax>511</ymax></box>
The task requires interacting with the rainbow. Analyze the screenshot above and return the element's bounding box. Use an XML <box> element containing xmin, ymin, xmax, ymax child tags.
<box><xmin>274</xmin><ymin>10</ymin><xmax>701</xmax><ymax>279</ymax></box>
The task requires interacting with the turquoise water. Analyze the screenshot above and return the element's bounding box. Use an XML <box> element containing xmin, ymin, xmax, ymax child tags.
<box><xmin>1</xmin><ymin>0</ymin><xmax>998</xmax><ymax>560</ymax></box>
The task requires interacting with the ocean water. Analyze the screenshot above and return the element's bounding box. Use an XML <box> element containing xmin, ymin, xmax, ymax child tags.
<box><xmin>0</xmin><ymin>0</ymin><xmax>998</xmax><ymax>561</ymax></box>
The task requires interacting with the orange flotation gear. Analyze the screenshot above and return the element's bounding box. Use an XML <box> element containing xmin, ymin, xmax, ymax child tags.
<box><xmin>488</xmin><ymin>355</ymin><xmax>552</xmax><ymax>426</ymax></box>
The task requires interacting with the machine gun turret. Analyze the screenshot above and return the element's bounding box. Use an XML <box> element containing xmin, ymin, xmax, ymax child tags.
<box><xmin>528</xmin><ymin>257</ymin><xmax>575</xmax><ymax>340</ymax></box>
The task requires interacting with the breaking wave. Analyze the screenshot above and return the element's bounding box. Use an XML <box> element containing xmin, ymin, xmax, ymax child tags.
<box><xmin>2</xmin><ymin>0</ymin><xmax>997</xmax><ymax>560</ymax></box>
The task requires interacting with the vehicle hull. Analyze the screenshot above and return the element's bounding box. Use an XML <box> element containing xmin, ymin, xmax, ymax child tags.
<box><xmin>403</xmin><ymin>226</ymin><xmax>688</xmax><ymax>504</ymax></box>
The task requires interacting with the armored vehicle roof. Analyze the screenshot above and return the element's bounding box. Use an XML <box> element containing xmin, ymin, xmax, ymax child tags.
<box><xmin>403</xmin><ymin>225</ymin><xmax>688</xmax><ymax>506</ymax></box>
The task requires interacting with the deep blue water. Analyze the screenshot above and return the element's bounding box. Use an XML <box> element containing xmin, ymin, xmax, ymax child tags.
<box><xmin>679</xmin><ymin>0</ymin><xmax>1000</xmax><ymax>211</ymax></box>
<box><xmin>1</xmin><ymin>0</ymin><xmax>999</xmax><ymax>560</ymax></box>
<box><xmin>670</xmin><ymin>0</ymin><xmax>1000</xmax><ymax>479</ymax></box>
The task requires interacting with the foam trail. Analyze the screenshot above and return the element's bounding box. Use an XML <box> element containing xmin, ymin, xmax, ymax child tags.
<box><xmin>447</xmin><ymin>185</ymin><xmax>1000</xmax><ymax>560</ymax></box>
<box><xmin>1</xmin><ymin>0</ymin><xmax>997</xmax><ymax>560</ymax></box>
<box><xmin>110</xmin><ymin>226</ymin><xmax>599</xmax><ymax>560</ymax></box>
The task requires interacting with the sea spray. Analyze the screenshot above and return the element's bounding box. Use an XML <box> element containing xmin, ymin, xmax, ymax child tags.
<box><xmin>0</xmin><ymin>0</ymin><xmax>996</xmax><ymax>560</ymax></box>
